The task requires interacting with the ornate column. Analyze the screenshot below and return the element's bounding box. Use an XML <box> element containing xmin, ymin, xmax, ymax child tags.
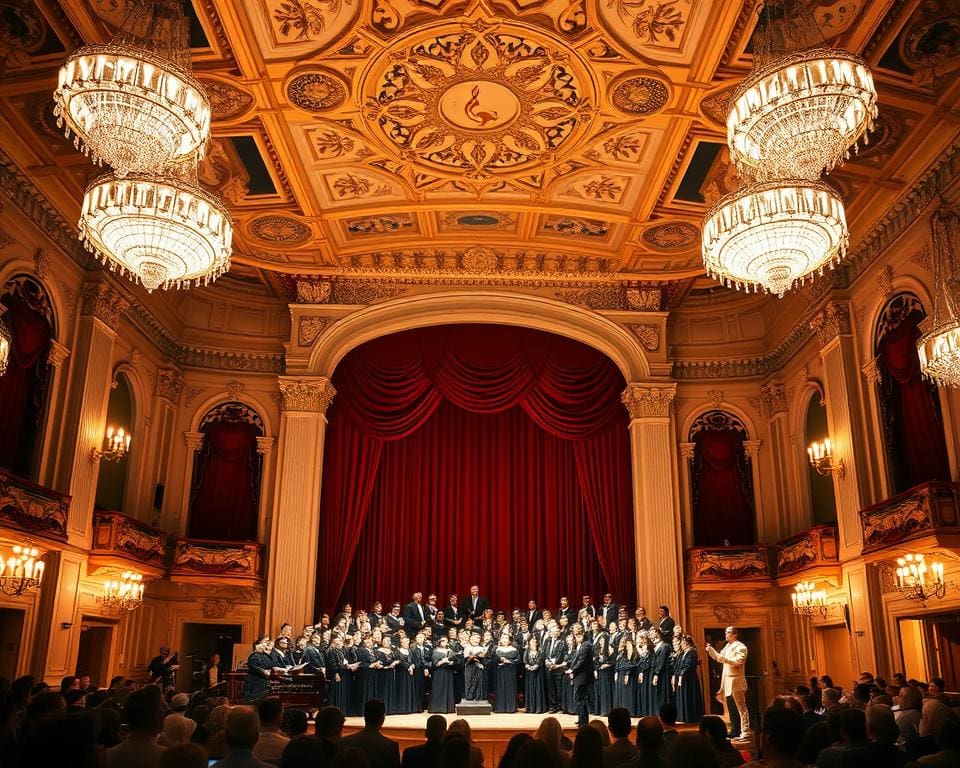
<box><xmin>621</xmin><ymin>383</ymin><xmax>684</xmax><ymax>617</ymax></box>
<box><xmin>678</xmin><ymin>442</ymin><xmax>696</xmax><ymax>548</ymax></box>
<box><xmin>264</xmin><ymin>376</ymin><xmax>336</xmax><ymax>633</ymax></box>
<box><xmin>149</xmin><ymin>368</ymin><xmax>183</xmax><ymax>529</ymax></box>
<box><xmin>255</xmin><ymin>436</ymin><xmax>276</xmax><ymax>543</ymax></box>
<box><xmin>175</xmin><ymin>431</ymin><xmax>204</xmax><ymax>535</ymax></box>
<box><xmin>743</xmin><ymin>439</ymin><xmax>767</xmax><ymax>542</ymax></box>
<box><xmin>54</xmin><ymin>282</ymin><xmax>129</xmax><ymax>549</ymax></box>
<box><xmin>809</xmin><ymin>300</ymin><xmax>885</xmax><ymax>673</ymax></box>
<box><xmin>36</xmin><ymin>340</ymin><xmax>72</xmax><ymax>486</ymax></box>
<box><xmin>761</xmin><ymin>379</ymin><xmax>804</xmax><ymax>538</ymax></box>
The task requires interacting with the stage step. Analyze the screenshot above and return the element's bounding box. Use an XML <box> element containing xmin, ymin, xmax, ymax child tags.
<box><xmin>456</xmin><ymin>700</ymin><xmax>493</xmax><ymax>716</ymax></box>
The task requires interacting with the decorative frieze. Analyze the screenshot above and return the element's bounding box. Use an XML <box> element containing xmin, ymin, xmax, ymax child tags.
<box><xmin>776</xmin><ymin>525</ymin><xmax>839</xmax><ymax>577</ymax></box>
<box><xmin>809</xmin><ymin>301</ymin><xmax>852</xmax><ymax>347</ymax></box>
<box><xmin>91</xmin><ymin>512</ymin><xmax>166</xmax><ymax>571</ymax></box>
<box><xmin>687</xmin><ymin>545</ymin><xmax>771</xmax><ymax>582</ymax></box>
<box><xmin>626</xmin><ymin>323</ymin><xmax>660</xmax><ymax>352</ymax></box>
<box><xmin>172</xmin><ymin>539</ymin><xmax>264</xmax><ymax>581</ymax></box>
<box><xmin>277</xmin><ymin>377</ymin><xmax>337</xmax><ymax>413</ymax></box>
<box><xmin>81</xmin><ymin>282</ymin><xmax>130</xmax><ymax>330</ymax></box>
<box><xmin>621</xmin><ymin>383</ymin><xmax>676</xmax><ymax>419</ymax></box>
<box><xmin>859</xmin><ymin>481</ymin><xmax>960</xmax><ymax>554</ymax></box>
<box><xmin>0</xmin><ymin>469</ymin><xmax>70</xmax><ymax>540</ymax></box>
<box><xmin>33</xmin><ymin>247</ymin><xmax>52</xmax><ymax>279</ymax></box>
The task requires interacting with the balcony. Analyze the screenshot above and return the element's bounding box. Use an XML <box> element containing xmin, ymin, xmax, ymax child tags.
<box><xmin>0</xmin><ymin>469</ymin><xmax>70</xmax><ymax>541</ymax></box>
<box><xmin>686</xmin><ymin>544</ymin><xmax>772</xmax><ymax>585</ymax></box>
<box><xmin>171</xmin><ymin>537</ymin><xmax>264</xmax><ymax>587</ymax></box>
<box><xmin>859</xmin><ymin>481</ymin><xmax>960</xmax><ymax>557</ymax></box>
<box><xmin>89</xmin><ymin>512</ymin><xmax>168</xmax><ymax>578</ymax></box>
<box><xmin>776</xmin><ymin>525</ymin><xmax>839</xmax><ymax>583</ymax></box>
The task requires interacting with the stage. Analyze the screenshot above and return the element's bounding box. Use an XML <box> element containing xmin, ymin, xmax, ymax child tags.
<box><xmin>341</xmin><ymin>712</ymin><xmax>711</xmax><ymax>764</ymax></box>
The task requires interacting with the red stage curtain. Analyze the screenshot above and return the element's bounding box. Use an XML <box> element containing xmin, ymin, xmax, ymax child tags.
<box><xmin>878</xmin><ymin>315</ymin><xmax>951</xmax><ymax>491</ymax></box>
<box><xmin>317</xmin><ymin>324</ymin><xmax>635</xmax><ymax>615</ymax></box>
<box><xmin>189</xmin><ymin>421</ymin><xmax>261</xmax><ymax>541</ymax></box>
<box><xmin>0</xmin><ymin>293</ymin><xmax>51</xmax><ymax>476</ymax></box>
<box><xmin>692</xmin><ymin>430</ymin><xmax>754</xmax><ymax>546</ymax></box>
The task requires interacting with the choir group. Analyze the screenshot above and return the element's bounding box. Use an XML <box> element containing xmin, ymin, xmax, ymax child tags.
<box><xmin>242</xmin><ymin>589</ymin><xmax>706</xmax><ymax>724</ymax></box>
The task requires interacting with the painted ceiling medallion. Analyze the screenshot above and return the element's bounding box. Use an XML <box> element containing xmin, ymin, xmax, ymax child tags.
<box><xmin>287</xmin><ymin>69</ymin><xmax>348</xmax><ymax>112</ymax></box>
<box><xmin>642</xmin><ymin>222</ymin><xmax>699</xmax><ymax>250</ymax></box>
<box><xmin>249</xmin><ymin>215</ymin><xmax>311</xmax><ymax>243</ymax></box>
<box><xmin>610</xmin><ymin>74</ymin><xmax>670</xmax><ymax>116</ymax></box>
<box><xmin>361</xmin><ymin>19</ymin><xmax>597</xmax><ymax>184</ymax></box>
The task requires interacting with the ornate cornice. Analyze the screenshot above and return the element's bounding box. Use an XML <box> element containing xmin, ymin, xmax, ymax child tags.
<box><xmin>277</xmin><ymin>377</ymin><xmax>336</xmax><ymax>413</ymax></box>
<box><xmin>809</xmin><ymin>301</ymin><xmax>852</xmax><ymax>347</ymax></box>
<box><xmin>621</xmin><ymin>383</ymin><xmax>676</xmax><ymax>419</ymax></box>
<box><xmin>81</xmin><ymin>282</ymin><xmax>130</xmax><ymax>330</ymax></box>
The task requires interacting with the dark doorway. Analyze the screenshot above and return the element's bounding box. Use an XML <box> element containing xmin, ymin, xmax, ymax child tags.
<box><xmin>932</xmin><ymin>615</ymin><xmax>960</xmax><ymax>691</ymax></box>
<box><xmin>703</xmin><ymin>627</ymin><xmax>764</xmax><ymax>729</ymax></box>
<box><xmin>76</xmin><ymin>620</ymin><xmax>116</xmax><ymax>689</ymax></box>
<box><xmin>179</xmin><ymin>623</ymin><xmax>243</xmax><ymax>693</ymax></box>
<box><xmin>0</xmin><ymin>608</ymin><xmax>25</xmax><ymax>680</ymax></box>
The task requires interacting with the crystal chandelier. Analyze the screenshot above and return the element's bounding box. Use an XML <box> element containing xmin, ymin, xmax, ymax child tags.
<box><xmin>918</xmin><ymin>200</ymin><xmax>960</xmax><ymax>387</ymax></box>
<box><xmin>727</xmin><ymin>0</ymin><xmax>877</xmax><ymax>181</ymax></box>
<box><xmin>0</xmin><ymin>309</ymin><xmax>10</xmax><ymax>377</ymax></box>
<box><xmin>97</xmin><ymin>571</ymin><xmax>145</xmax><ymax>611</ymax></box>
<box><xmin>53</xmin><ymin>0</ymin><xmax>210</xmax><ymax>177</ymax></box>
<box><xmin>79</xmin><ymin>167</ymin><xmax>233</xmax><ymax>292</ymax></box>
<box><xmin>702</xmin><ymin>179</ymin><xmax>848</xmax><ymax>296</ymax></box>
<box><xmin>791</xmin><ymin>580</ymin><xmax>827</xmax><ymax>617</ymax></box>
<box><xmin>0</xmin><ymin>544</ymin><xmax>45</xmax><ymax>596</ymax></box>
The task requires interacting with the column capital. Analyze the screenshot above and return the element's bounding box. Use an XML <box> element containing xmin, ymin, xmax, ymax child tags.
<box><xmin>809</xmin><ymin>300</ymin><xmax>852</xmax><ymax>347</ymax></box>
<box><xmin>760</xmin><ymin>380</ymin><xmax>788</xmax><ymax>418</ymax></box>
<box><xmin>184</xmin><ymin>431</ymin><xmax>205</xmax><ymax>452</ymax></box>
<box><xmin>679</xmin><ymin>441</ymin><xmax>696</xmax><ymax>461</ymax></box>
<box><xmin>155</xmin><ymin>367</ymin><xmax>184</xmax><ymax>403</ymax></box>
<box><xmin>278</xmin><ymin>376</ymin><xmax>337</xmax><ymax>413</ymax></box>
<box><xmin>743</xmin><ymin>439</ymin><xmax>762</xmax><ymax>459</ymax></box>
<box><xmin>621</xmin><ymin>382</ymin><xmax>676</xmax><ymax>419</ymax></box>
<box><xmin>861</xmin><ymin>356</ymin><xmax>883</xmax><ymax>385</ymax></box>
<box><xmin>80</xmin><ymin>282</ymin><xmax>129</xmax><ymax>330</ymax></box>
<box><xmin>47</xmin><ymin>339</ymin><xmax>71</xmax><ymax>368</ymax></box>
<box><xmin>256</xmin><ymin>436</ymin><xmax>276</xmax><ymax>456</ymax></box>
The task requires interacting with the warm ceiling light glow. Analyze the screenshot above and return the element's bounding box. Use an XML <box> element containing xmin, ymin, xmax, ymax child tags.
<box><xmin>701</xmin><ymin>180</ymin><xmax>848</xmax><ymax>297</ymax></box>
<box><xmin>918</xmin><ymin>201</ymin><xmax>960</xmax><ymax>388</ymax></box>
<box><xmin>0</xmin><ymin>312</ymin><xmax>10</xmax><ymax>377</ymax></box>
<box><xmin>0</xmin><ymin>544</ymin><xmax>44</xmax><ymax>596</ymax></box>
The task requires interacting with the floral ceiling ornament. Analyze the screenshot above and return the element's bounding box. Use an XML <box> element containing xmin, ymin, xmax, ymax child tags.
<box><xmin>286</xmin><ymin>69</ymin><xmax>348</xmax><ymax>112</ymax></box>
<box><xmin>610</xmin><ymin>74</ymin><xmax>671</xmax><ymax>116</ymax></box>
<box><xmin>360</xmin><ymin>17</ymin><xmax>598</xmax><ymax>188</ymax></box>
<box><xmin>599</xmin><ymin>0</ymin><xmax>693</xmax><ymax>53</ymax></box>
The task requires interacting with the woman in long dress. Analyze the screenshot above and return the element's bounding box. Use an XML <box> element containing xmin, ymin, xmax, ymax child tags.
<box><xmin>374</xmin><ymin>636</ymin><xmax>400</xmax><ymax>713</ymax></box>
<box><xmin>673</xmin><ymin>634</ymin><xmax>705</xmax><ymax>723</ymax></box>
<box><xmin>429</xmin><ymin>637</ymin><xmax>457</xmax><ymax>713</ymax></box>
<box><xmin>493</xmin><ymin>634</ymin><xmax>518</xmax><ymax>713</ymax></box>
<box><xmin>410</xmin><ymin>633</ymin><xmax>430</xmax><ymax>712</ymax></box>
<box><xmin>463</xmin><ymin>632</ymin><xmax>487</xmax><ymax>701</ymax></box>
<box><xmin>325</xmin><ymin>636</ymin><xmax>350</xmax><ymax>713</ymax></box>
<box><xmin>649</xmin><ymin>628</ymin><xmax>672</xmax><ymax>713</ymax></box>
<box><xmin>482</xmin><ymin>630</ymin><xmax>496</xmax><ymax>701</ymax></box>
<box><xmin>594</xmin><ymin>631</ymin><xmax>615</xmax><ymax>716</ymax></box>
<box><xmin>523</xmin><ymin>635</ymin><xmax>547</xmax><ymax>714</ymax></box>
<box><xmin>636</xmin><ymin>634</ymin><xmax>653</xmax><ymax>716</ymax></box>
<box><xmin>614</xmin><ymin>637</ymin><xmax>638</xmax><ymax>716</ymax></box>
<box><xmin>395</xmin><ymin>635</ymin><xmax>417</xmax><ymax>714</ymax></box>
<box><xmin>355</xmin><ymin>637</ymin><xmax>378</xmax><ymax>715</ymax></box>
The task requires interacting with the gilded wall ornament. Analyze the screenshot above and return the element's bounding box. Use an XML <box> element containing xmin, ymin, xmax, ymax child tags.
<box><xmin>346</xmin><ymin>214</ymin><xmax>414</xmax><ymax>235</ymax></box>
<box><xmin>298</xmin><ymin>316</ymin><xmax>332</xmax><ymax>345</ymax></box>
<box><xmin>641</xmin><ymin>222</ymin><xmax>699</xmax><ymax>250</ymax></box>
<box><xmin>850</xmin><ymin>111</ymin><xmax>902</xmax><ymax>160</ymax></box>
<box><xmin>627</xmin><ymin>323</ymin><xmax>661</xmax><ymax>352</ymax></box>
<box><xmin>250</xmin><ymin>215</ymin><xmax>312</xmax><ymax>243</ymax></box>
<box><xmin>610</xmin><ymin>75</ymin><xmax>670</xmax><ymax>116</ymax></box>
<box><xmin>810</xmin><ymin>301</ymin><xmax>852</xmax><ymax>346</ymax></box>
<box><xmin>699</xmin><ymin>83</ymin><xmax>738</xmax><ymax>126</ymax></box>
<box><xmin>621</xmin><ymin>384</ymin><xmax>676</xmax><ymax>419</ymax></box>
<box><xmin>360</xmin><ymin>20</ymin><xmax>597</xmax><ymax>185</ymax></box>
<box><xmin>277</xmin><ymin>377</ymin><xmax>336</xmax><ymax>413</ymax></box>
<box><xmin>286</xmin><ymin>69</ymin><xmax>348</xmax><ymax>112</ymax></box>
<box><xmin>542</xmin><ymin>216</ymin><xmax>609</xmax><ymax>238</ymax></box>
<box><xmin>600</xmin><ymin>0</ymin><xmax>692</xmax><ymax>53</ymax></box>
<box><xmin>81</xmin><ymin>282</ymin><xmax>129</xmax><ymax>330</ymax></box>
<box><xmin>199</xmin><ymin>78</ymin><xmax>255</xmax><ymax>120</ymax></box>
<box><xmin>155</xmin><ymin>368</ymin><xmax>185</xmax><ymax>402</ymax></box>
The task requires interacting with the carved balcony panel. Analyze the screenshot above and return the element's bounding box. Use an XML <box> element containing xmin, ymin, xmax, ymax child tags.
<box><xmin>0</xmin><ymin>469</ymin><xmax>70</xmax><ymax>541</ymax></box>
<box><xmin>171</xmin><ymin>538</ymin><xmax>264</xmax><ymax>586</ymax></box>
<box><xmin>776</xmin><ymin>525</ymin><xmax>840</xmax><ymax>583</ymax></box>
<box><xmin>859</xmin><ymin>482</ymin><xmax>960</xmax><ymax>557</ymax></box>
<box><xmin>686</xmin><ymin>545</ymin><xmax>772</xmax><ymax>587</ymax></box>
<box><xmin>89</xmin><ymin>512</ymin><xmax>168</xmax><ymax>578</ymax></box>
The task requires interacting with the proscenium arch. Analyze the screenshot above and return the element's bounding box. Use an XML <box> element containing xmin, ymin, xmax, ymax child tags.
<box><xmin>306</xmin><ymin>291</ymin><xmax>651</xmax><ymax>381</ymax></box>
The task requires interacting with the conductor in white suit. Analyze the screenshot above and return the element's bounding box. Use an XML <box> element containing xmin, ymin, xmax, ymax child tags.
<box><xmin>706</xmin><ymin>626</ymin><xmax>750</xmax><ymax>741</ymax></box>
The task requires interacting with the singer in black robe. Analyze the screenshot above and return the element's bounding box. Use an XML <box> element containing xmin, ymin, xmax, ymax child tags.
<box><xmin>463</xmin><ymin>636</ymin><xmax>487</xmax><ymax>701</ymax></box>
<box><xmin>241</xmin><ymin>639</ymin><xmax>272</xmax><ymax>703</ymax></box>
<box><xmin>673</xmin><ymin>638</ymin><xmax>705</xmax><ymax>723</ymax></box>
<box><xmin>492</xmin><ymin>638</ymin><xmax>518</xmax><ymax>713</ymax></box>
<box><xmin>374</xmin><ymin>641</ymin><xmax>399</xmax><ymax>713</ymax></box>
<box><xmin>325</xmin><ymin>641</ymin><xmax>350</xmax><ymax>712</ymax></box>
<box><xmin>354</xmin><ymin>641</ymin><xmax>378</xmax><ymax>715</ymax></box>
<box><xmin>636</xmin><ymin>641</ymin><xmax>653</xmax><ymax>716</ymax></box>
<box><xmin>594</xmin><ymin>633</ymin><xmax>615</xmax><ymax>716</ymax></box>
<box><xmin>523</xmin><ymin>638</ymin><xmax>547</xmax><ymax>714</ymax></box>
<box><xmin>410</xmin><ymin>638</ymin><xmax>431</xmax><ymax>711</ymax></box>
<box><xmin>650</xmin><ymin>631</ymin><xmax>672</xmax><ymax>712</ymax></box>
<box><xmin>614</xmin><ymin>640</ymin><xmax>638</xmax><ymax>716</ymax></box>
<box><xmin>429</xmin><ymin>640</ymin><xmax>456</xmax><ymax>713</ymax></box>
<box><xmin>395</xmin><ymin>640</ymin><xmax>417</xmax><ymax>714</ymax></box>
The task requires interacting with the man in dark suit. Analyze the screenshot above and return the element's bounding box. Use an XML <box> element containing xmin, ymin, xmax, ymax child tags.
<box><xmin>543</xmin><ymin>624</ymin><xmax>567</xmax><ymax>713</ymax></box>
<box><xmin>466</xmin><ymin>585</ymin><xmax>489</xmax><ymax>621</ymax></box>
<box><xmin>636</xmin><ymin>606</ymin><xmax>653</xmax><ymax>631</ymax></box>
<box><xmin>599</xmin><ymin>594</ymin><xmax>620</xmax><ymax>629</ymax></box>
<box><xmin>580</xmin><ymin>595</ymin><xmax>597</xmax><ymax>620</ymax></box>
<box><xmin>557</xmin><ymin>596</ymin><xmax>576</xmax><ymax>624</ymax></box>
<box><xmin>526</xmin><ymin>600</ymin><xmax>543</xmax><ymax>627</ymax></box>
<box><xmin>603</xmin><ymin>707</ymin><xmax>638</xmax><ymax>768</ymax></box>
<box><xmin>657</xmin><ymin>606</ymin><xmax>675</xmax><ymax>639</ymax></box>
<box><xmin>568</xmin><ymin>623</ymin><xmax>594</xmax><ymax>727</ymax></box>
<box><xmin>338</xmin><ymin>698</ymin><xmax>401</xmax><ymax>768</ymax></box>
<box><xmin>426</xmin><ymin>593</ymin><xmax>439</xmax><ymax>622</ymax></box>
<box><xmin>444</xmin><ymin>594</ymin><xmax>464</xmax><ymax>630</ymax></box>
<box><xmin>402</xmin><ymin>592</ymin><xmax>427</xmax><ymax>638</ymax></box>
<box><xmin>401</xmin><ymin>714</ymin><xmax>447</xmax><ymax>768</ymax></box>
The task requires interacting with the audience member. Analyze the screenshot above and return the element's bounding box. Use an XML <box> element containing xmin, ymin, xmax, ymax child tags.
<box><xmin>158</xmin><ymin>711</ymin><xmax>197</xmax><ymax>746</ymax></box>
<box><xmin>439</xmin><ymin>734</ymin><xmax>473</xmax><ymax>768</ymax></box>
<box><xmin>282</xmin><ymin>708</ymin><xmax>308</xmax><ymax>738</ymax></box>
<box><xmin>315</xmin><ymin>705</ymin><xmax>347</xmax><ymax>744</ymax></box>
<box><xmin>206</xmin><ymin>703</ymin><xmax>232</xmax><ymax>760</ymax></box>
<box><xmin>107</xmin><ymin>686</ymin><xmax>166</xmax><ymax>768</ymax></box>
<box><xmin>604</xmin><ymin>708</ymin><xmax>638</xmax><ymax>768</ymax></box>
<box><xmin>667</xmin><ymin>734</ymin><xmax>721</xmax><ymax>768</ymax></box>
<box><xmin>573</xmin><ymin>726</ymin><xmax>605</xmax><ymax>768</ymax></box>
<box><xmin>659</xmin><ymin>703</ymin><xmax>679</xmax><ymax>750</ymax></box>
<box><xmin>816</xmin><ymin>708</ymin><xmax>868</xmax><ymax>768</ymax></box>
<box><xmin>908</xmin><ymin>718</ymin><xmax>960</xmax><ymax>767</ymax></box>
<box><xmin>839</xmin><ymin>704</ymin><xmax>908</xmax><ymax>768</ymax></box>
<box><xmin>515</xmin><ymin>739</ymin><xmax>560</xmax><ymax>768</ymax></box>
<box><xmin>498</xmin><ymin>733</ymin><xmax>533</xmax><ymax>768</ymax></box>
<box><xmin>253</xmin><ymin>697</ymin><xmax>289</xmax><ymax>764</ymax></box>
<box><xmin>618</xmin><ymin>716</ymin><xmax>666</xmax><ymax>768</ymax></box>
<box><xmin>797</xmin><ymin>722</ymin><xmax>832</xmax><ymax>767</ymax></box>
<box><xmin>589</xmin><ymin>719</ymin><xmax>611</xmax><ymax>747</ymax></box>
<box><xmin>896</xmin><ymin>687</ymin><xmax>923</xmax><ymax>743</ymax></box>
<box><xmin>403</xmin><ymin>714</ymin><xmax>447</xmax><ymax>768</ymax></box>
<box><xmin>281</xmin><ymin>735</ymin><xmax>335</xmax><ymax>768</ymax></box>
<box><xmin>158</xmin><ymin>743</ymin><xmax>209</xmax><ymax>768</ymax></box>
<box><xmin>699</xmin><ymin>715</ymin><xmax>744</xmax><ymax>767</ymax></box>
<box><xmin>338</xmin><ymin>699</ymin><xmax>401</xmax><ymax>768</ymax></box>
<box><xmin>534</xmin><ymin>716</ymin><xmax>571</xmax><ymax>767</ymax></box>
<box><xmin>745</xmin><ymin>706</ymin><xmax>805</xmax><ymax>768</ymax></box>
<box><xmin>213</xmin><ymin>705</ymin><xmax>272</xmax><ymax>768</ymax></box>
<box><xmin>447</xmin><ymin>719</ymin><xmax>484</xmax><ymax>768</ymax></box>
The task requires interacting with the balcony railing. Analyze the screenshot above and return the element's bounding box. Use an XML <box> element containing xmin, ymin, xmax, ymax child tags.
<box><xmin>686</xmin><ymin>544</ymin><xmax>772</xmax><ymax>583</ymax></box>
<box><xmin>171</xmin><ymin>538</ymin><xmax>264</xmax><ymax>583</ymax></box>
<box><xmin>91</xmin><ymin>512</ymin><xmax>168</xmax><ymax>574</ymax></box>
<box><xmin>776</xmin><ymin>525</ymin><xmax>839</xmax><ymax>577</ymax></box>
<box><xmin>859</xmin><ymin>481</ymin><xmax>960</xmax><ymax>554</ymax></box>
<box><xmin>0</xmin><ymin>469</ymin><xmax>70</xmax><ymax>541</ymax></box>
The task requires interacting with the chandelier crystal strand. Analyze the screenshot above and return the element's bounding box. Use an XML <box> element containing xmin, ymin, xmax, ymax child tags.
<box><xmin>918</xmin><ymin>200</ymin><xmax>960</xmax><ymax>387</ymax></box>
<box><xmin>53</xmin><ymin>0</ymin><xmax>210</xmax><ymax>176</ymax></box>
<box><xmin>79</xmin><ymin>165</ymin><xmax>233</xmax><ymax>292</ymax></box>
<box><xmin>702</xmin><ymin>180</ymin><xmax>848</xmax><ymax>297</ymax></box>
<box><xmin>727</xmin><ymin>0</ymin><xmax>877</xmax><ymax>180</ymax></box>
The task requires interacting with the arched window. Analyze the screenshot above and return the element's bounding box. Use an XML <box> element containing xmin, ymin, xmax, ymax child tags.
<box><xmin>804</xmin><ymin>391</ymin><xmax>837</xmax><ymax>525</ymax></box>
<box><xmin>690</xmin><ymin>410</ymin><xmax>755</xmax><ymax>546</ymax></box>
<box><xmin>875</xmin><ymin>293</ymin><xmax>950</xmax><ymax>493</ymax></box>
<box><xmin>0</xmin><ymin>276</ymin><xmax>54</xmax><ymax>478</ymax></box>
<box><xmin>94</xmin><ymin>373</ymin><xmax>134</xmax><ymax>512</ymax></box>
<box><xmin>189</xmin><ymin>402</ymin><xmax>264</xmax><ymax>542</ymax></box>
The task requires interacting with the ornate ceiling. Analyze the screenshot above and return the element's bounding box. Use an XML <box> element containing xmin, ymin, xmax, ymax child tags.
<box><xmin>1</xmin><ymin>0</ymin><xmax>959</xmax><ymax>303</ymax></box>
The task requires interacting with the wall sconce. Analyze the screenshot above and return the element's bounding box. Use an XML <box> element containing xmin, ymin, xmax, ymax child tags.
<box><xmin>791</xmin><ymin>580</ymin><xmax>828</xmax><ymax>617</ymax></box>
<box><xmin>96</xmin><ymin>571</ymin><xmax>144</xmax><ymax>611</ymax></box>
<box><xmin>895</xmin><ymin>553</ymin><xmax>948</xmax><ymax>607</ymax></box>
<box><xmin>807</xmin><ymin>438</ymin><xmax>845</xmax><ymax>478</ymax></box>
<box><xmin>91</xmin><ymin>425</ymin><xmax>131</xmax><ymax>463</ymax></box>
<box><xmin>0</xmin><ymin>310</ymin><xmax>11</xmax><ymax>377</ymax></box>
<box><xmin>0</xmin><ymin>543</ymin><xmax>45</xmax><ymax>596</ymax></box>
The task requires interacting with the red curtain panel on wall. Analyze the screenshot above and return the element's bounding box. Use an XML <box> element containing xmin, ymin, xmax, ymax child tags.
<box><xmin>691</xmin><ymin>428</ymin><xmax>755</xmax><ymax>547</ymax></box>
<box><xmin>316</xmin><ymin>324</ymin><xmax>636</xmax><ymax>615</ymax></box>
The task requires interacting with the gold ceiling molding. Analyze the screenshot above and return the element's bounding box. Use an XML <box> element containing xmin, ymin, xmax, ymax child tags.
<box><xmin>285</xmin><ymin>67</ymin><xmax>349</xmax><ymax>113</ymax></box>
<box><xmin>609</xmin><ymin>73</ymin><xmax>671</xmax><ymax>116</ymax></box>
<box><xmin>337</xmin><ymin>246</ymin><xmax>618</xmax><ymax>276</ymax></box>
